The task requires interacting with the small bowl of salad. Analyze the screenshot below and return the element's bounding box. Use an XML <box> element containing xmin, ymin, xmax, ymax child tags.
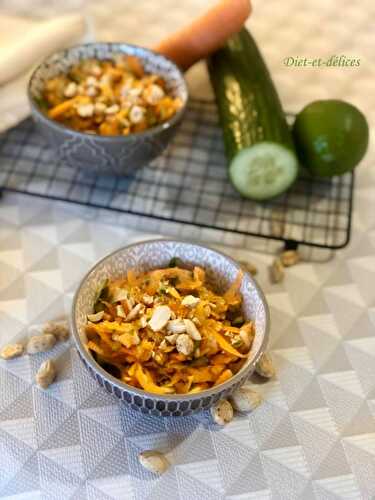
<box><xmin>71</xmin><ymin>239</ymin><xmax>270</xmax><ymax>417</ymax></box>
<box><xmin>28</xmin><ymin>43</ymin><xmax>188</xmax><ymax>175</ymax></box>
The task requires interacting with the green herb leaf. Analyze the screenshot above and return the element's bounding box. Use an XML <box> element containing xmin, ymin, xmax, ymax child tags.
<box><xmin>169</xmin><ymin>277</ymin><xmax>178</xmax><ymax>287</ymax></box>
<box><xmin>93</xmin><ymin>279</ymin><xmax>109</xmax><ymax>310</ymax></box>
<box><xmin>34</xmin><ymin>96</ymin><xmax>49</xmax><ymax>111</ymax></box>
<box><xmin>158</xmin><ymin>280</ymin><xmax>169</xmax><ymax>294</ymax></box>
<box><xmin>232</xmin><ymin>316</ymin><xmax>244</xmax><ymax>326</ymax></box>
<box><xmin>94</xmin><ymin>301</ymin><xmax>106</xmax><ymax>314</ymax></box>
<box><xmin>68</xmin><ymin>72</ymin><xmax>80</xmax><ymax>83</ymax></box>
<box><xmin>168</xmin><ymin>257</ymin><xmax>184</xmax><ymax>268</ymax></box>
<box><xmin>191</xmin><ymin>356</ymin><xmax>208</xmax><ymax>367</ymax></box>
<box><xmin>232</xmin><ymin>339</ymin><xmax>242</xmax><ymax>348</ymax></box>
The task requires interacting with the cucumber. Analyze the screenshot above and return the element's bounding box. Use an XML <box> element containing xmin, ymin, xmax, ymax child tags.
<box><xmin>208</xmin><ymin>28</ymin><xmax>298</xmax><ymax>200</ymax></box>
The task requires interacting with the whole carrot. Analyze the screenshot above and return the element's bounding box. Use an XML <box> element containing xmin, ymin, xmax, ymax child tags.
<box><xmin>154</xmin><ymin>0</ymin><xmax>252</xmax><ymax>70</ymax></box>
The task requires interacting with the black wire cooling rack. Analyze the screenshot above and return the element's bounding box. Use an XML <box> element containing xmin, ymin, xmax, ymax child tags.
<box><xmin>0</xmin><ymin>99</ymin><xmax>354</xmax><ymax>250</ymax></box>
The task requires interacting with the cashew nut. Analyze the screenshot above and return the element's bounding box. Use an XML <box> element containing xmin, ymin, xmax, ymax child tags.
<box><xmin>255</xmin><ymin>353</ymin><xmax>275</xmax><ymax>379</ymax></box>
<box><xmin>149</xmin><ymin>306</ymin><xmax>171</xmax><ymax>332</ymax></box>
<box><xmin>87</xmin><ymin>311</ymin><xmax>104</xmax><ymax>323</ymax></box>
<box><xmin>27</xmin><ymin>334</ymin><xmax>56</xmax><ymax>354</ymax></box>
<box><xmin>230</xmin><ymin>387</ymin><xmax>262</xmax><ymax>412</ymax></box>
<box><xmin>175</xmin><ymin>334</ymin><xmax>194</xmax><ymax>356</ymax></box>
<box><xmin>138</xmin><ymin>450</ymin><xmax>169</xmax><ymax>474</ymax></box>
<box><xmin>183</xmin><ymin>319</ymin><xmax>201</xmax><ymax>341</ymax></box>
<box><xmin>280</xmin><ymin>250</ymin><xmax>300</xmax><ymax>267</ymax></box>
<box><xmin>42</xmin><ymin>320</ymin><xmax>70</xmax><ymax>342</ymax></box>
<box><xmin>269</xmin><ymin>257</ymin><xmax>284</xmax><ymax>284</ymax></box>
<box><xmin>181</xmin><ymin>295</ymin><xmax>200</xmax><ymax>308</ymax></box>
<box><xmin>210</xmin><ymin>399</ymin><xmax>234</xmax><ymax>425</ymax></box>
<box><xmin>36</xmin><ymin>359</ymin><xmax>56</xmax><ymax>389</ymax></box>
<box><xmin>0</xmin><ymin>343</ymin><xmax>24</xmax><ymax>360</ymax></box>
<box><xmin>167</xmin><ymin>319</ymin><xmax>186</xmax><ymax>334</ymax></box>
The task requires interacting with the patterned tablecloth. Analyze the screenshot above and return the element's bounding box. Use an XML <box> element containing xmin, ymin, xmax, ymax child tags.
<box><xmin>1</xmin><ymin>0</ymin><xmax>375</xmax><ymax>498</ymax></box>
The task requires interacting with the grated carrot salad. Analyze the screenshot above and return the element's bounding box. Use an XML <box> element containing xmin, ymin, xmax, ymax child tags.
<box><xmin>40</xmin><ymin>55</ymin><xmax>182</xmax><ymax>135</ymax></box>
<box><xmin>85</xmin><ymin>260</ymin><xmax>255</xmax><ymax>395</ymax></box>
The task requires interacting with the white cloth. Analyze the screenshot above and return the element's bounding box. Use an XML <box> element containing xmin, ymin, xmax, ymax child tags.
<box><xmin>0</xmin><ymin>13</ymin><xmax>92</xmax><ymax>133</ymax></box>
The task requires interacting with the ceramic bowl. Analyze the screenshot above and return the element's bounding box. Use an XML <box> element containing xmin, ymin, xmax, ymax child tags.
<box><xmin>28</xmin><ymin>43</ymin><xmax>188</xmax><ymax>176</ymax></box>
<box><xmin>71</xmin><ymin>239</ymin><xmax>270</xmax><ymax>417</ymax></box>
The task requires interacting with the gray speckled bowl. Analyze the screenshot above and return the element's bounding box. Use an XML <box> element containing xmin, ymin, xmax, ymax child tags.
<box><xmin>71</xmin><ymin>240</ymin><xmax>270</xmax><ymax>417</ymax></box>
<box><xmin>28</xmin><ymin>43</ymin><xmax>188</xmax><ymax>176</ymax></box>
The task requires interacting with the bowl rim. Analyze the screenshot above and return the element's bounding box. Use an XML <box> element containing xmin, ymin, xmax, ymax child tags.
<box><xmin>70</xmin><ymin>238</ymin><xmax>270</xmax><ymax>401</ymax></box>
<box><xmin>27</xmin><ymin>42</ymin><xmax>189</xmax><ymax>141</ymax></box>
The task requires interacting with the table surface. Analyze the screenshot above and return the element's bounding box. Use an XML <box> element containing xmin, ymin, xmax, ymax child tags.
<box><xmin>0</xmin><ymin>1</ymin><xmax>375</xmax><ymax>499</ymax></box>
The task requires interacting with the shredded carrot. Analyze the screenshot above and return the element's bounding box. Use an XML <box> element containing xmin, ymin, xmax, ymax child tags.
<box><xmin>210</xmin><ymin>330</ymin><xmax>248</xmax><ymax>358</ymax></box>
<box><xmin>210</xmin><ymin>365</ymin><xmax>226</xmax><ymax>377</ymax></box>
<box><xmin>170</xmin><ymin>353</ymin><xmax>187</xmax><ymax>363</ymax></box>
<box><xmin>223</xmin><ymin>325</ymin><xmax>241</xmax><ymax>333</ymax></box>
<box><xmin>187</xmin><ymin>367</ymin><xmax>214</xmax><ymax>383</ymax></box>
<box><xmin>87</xmin><ymin>340</ymin><xmax>106</xmax><ymax>356</ymax></box>
<box><xmin>128</xmin><ymin>363</ymin><xmax>137</xmax><ymax>377</ymax></box>
<box><xmin>214</xmin><ymin>369</ymin><xmax>233</xmax><ymax>386</ymax></box>
<box><xmin>188</xmin><ymin>383</ymin><xmax>209</xmax><ymax>394</ymax></box>
<box><xmin>127</xmin><ymin>269</ymin><xmax>138</xmax><ymax>286</ymax></box>
<box><xmin>223</xmin><ymin>270</ymin><xmax>243</xmax><ymax>305</ymax></box>
<box><xmin>48</xmin><ymin>98</ymin><xmax>78</xmax><ymax>119</ymax></box>
<box><xmin>91</xmin><ymin>320</ymin><xmax>134</xmax><ymax>334</ymax></box>
<box><xmin>193</xmin><ymin>266</ymin><xmax>205</xmax><ymax>283</ymax></box>
<box><xmin>212</xmin><ymin>353</ymin><xmax>236</xmax><ymax>365</ymax></box>
<box><xmin>167</xmin><ymin>287</ymin><xmax>181</xmax><ymax>300</ymax></box>
<box><xmin>135</xmin><ymin>363</ymin><xmax>174</xmax><ymax>395</ymax></box>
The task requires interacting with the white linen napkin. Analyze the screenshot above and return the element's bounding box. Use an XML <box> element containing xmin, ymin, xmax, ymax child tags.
<box><xmin>0</xmin><ymin>13</ymin><xmax>93</xmax><ymax>133</ymax></box>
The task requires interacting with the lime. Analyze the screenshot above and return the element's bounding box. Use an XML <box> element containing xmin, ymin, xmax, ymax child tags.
<box><xmin>292</xmin><ymin>100</ymin><xmax>369</xmax><ymax>177</ymax></box>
